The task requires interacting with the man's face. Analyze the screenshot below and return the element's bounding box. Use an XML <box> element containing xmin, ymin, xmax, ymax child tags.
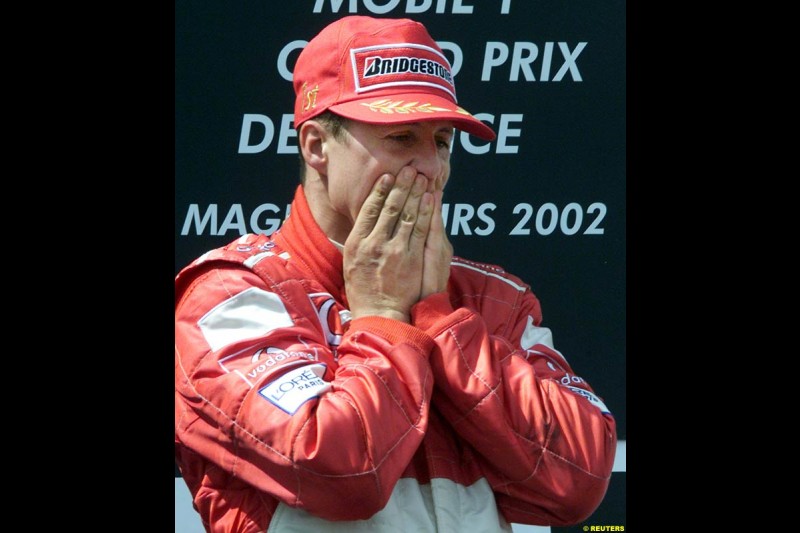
<box><xmin>324</xmin><ymin>119</ymin><xmax>454</xmax><ymax>225</ymax></box>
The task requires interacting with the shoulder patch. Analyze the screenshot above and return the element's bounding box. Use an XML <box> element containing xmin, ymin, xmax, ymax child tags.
<box><xmin>198</xmin><ymin>287</ymin><xmax>294</xmax><ymax>352</ymax></box>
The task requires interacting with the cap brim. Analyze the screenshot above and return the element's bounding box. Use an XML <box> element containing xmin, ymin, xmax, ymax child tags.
<box><xmin>329</xmin><ymin>92</ymin><xmax>496</xmax><ymax>141</ymax></box>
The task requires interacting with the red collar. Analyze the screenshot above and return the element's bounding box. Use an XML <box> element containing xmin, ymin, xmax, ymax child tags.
<box><xmin>272</xmin><ymin>185</ymin><xmax>346</xmax><ymax>300</ymax></box>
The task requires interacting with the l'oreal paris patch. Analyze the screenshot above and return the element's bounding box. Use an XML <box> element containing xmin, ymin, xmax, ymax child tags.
<box><xmin>259</xmin><ymin>363</ymin><xmax>330</xmax><ymax>414</ymax></box>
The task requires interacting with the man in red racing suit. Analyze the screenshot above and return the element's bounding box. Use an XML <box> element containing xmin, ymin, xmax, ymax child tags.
<box><xmin>175</xmin><ymin>15</ymin><xmax>616</xmax><ymax>533</ymax></box>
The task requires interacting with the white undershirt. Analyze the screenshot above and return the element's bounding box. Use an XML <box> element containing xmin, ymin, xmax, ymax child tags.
<box><xmin>328</xmin><ymin>238</ymin><xmax>345</xmax><ymax>252</ymax></box>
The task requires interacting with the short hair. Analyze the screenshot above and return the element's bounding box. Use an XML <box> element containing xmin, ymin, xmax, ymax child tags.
<box><xmin>298</xmin><ymin>111</ymin><xmax>349</xmax><ymax>185</ymax></box>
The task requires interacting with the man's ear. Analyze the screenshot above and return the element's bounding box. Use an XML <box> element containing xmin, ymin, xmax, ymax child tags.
<box><xmin>298</xmin><ymin>120</ymin><xmax>328</xmax><ymax>175</ymax></box>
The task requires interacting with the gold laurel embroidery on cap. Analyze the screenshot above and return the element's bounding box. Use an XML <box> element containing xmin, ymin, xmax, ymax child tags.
<box><xmin>302</xmin><ymin>82</ymin><xmax>319</xmax><ymax>112</ymax></box>
<box><xmin>455</xmin><ymin>106</ymin><xmax>473</xmax><ymax>116</ymax></box>
<box><xmin>360</xmin><ymin>99</ymin><xmax>452</xmax><ymax>114</ymax></box>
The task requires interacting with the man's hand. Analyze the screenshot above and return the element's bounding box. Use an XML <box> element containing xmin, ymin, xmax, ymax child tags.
<box><xmin>421</xmin><ymin>189</ymin><xmax>452</xmax><ymax>299</ymax></box>
<box><xmin>343</xmin><ymin>167</ymin><xmax>437</xmax><ymax>322</ymax></box>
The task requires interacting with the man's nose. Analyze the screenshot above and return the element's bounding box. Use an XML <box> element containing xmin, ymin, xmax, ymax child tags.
<box><xmin>410</xmin><ymin>142</ymin><xmax>444</xmax><ymax>183</ymax></box>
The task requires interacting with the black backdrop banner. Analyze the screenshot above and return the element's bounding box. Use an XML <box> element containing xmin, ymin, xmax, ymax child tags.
<box><xmin>176</xmin><ymin>1</ymin><xmax>626</xmax><ymax>531</ymax></box>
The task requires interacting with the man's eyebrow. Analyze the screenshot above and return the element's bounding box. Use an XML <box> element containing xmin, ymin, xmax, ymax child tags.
<box><xmin>384</xmin><ymin>122</ymin><xmax>454</xmax><ymax>133</ymax></box>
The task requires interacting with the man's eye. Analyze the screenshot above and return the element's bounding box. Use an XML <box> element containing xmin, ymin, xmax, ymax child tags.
<box><xmin>437</xmin><ymin>139</ymin><xmax>451</xmax><ymax>149</ymax></box>
<box><xmin>390</xmin><ymin>134</ymin><xmax>411</xmax><ymax>142</ymax></box>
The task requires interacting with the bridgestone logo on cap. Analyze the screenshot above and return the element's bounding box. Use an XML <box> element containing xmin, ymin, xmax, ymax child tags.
<box><xmin>364</xmin><ymin>56</ymin><xmax>452</xmax><ymax>83</ymax></box>
<box><xmin>350</xmin><ymin>43</ymin><xmax>456</xmax><ymax>100</ymax></box>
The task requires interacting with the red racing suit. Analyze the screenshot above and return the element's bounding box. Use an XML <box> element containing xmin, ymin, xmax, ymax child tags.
<box><xmin>175</xmin><ymin>185</ymin><xmax>617</xmax><ymax>533</ymax></box>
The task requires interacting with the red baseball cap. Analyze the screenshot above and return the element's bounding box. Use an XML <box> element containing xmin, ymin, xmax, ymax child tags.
<box><xmin>293</xmin><ymin>16</ymin><xmax>496</xmax><ymax>141</ymax></box>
